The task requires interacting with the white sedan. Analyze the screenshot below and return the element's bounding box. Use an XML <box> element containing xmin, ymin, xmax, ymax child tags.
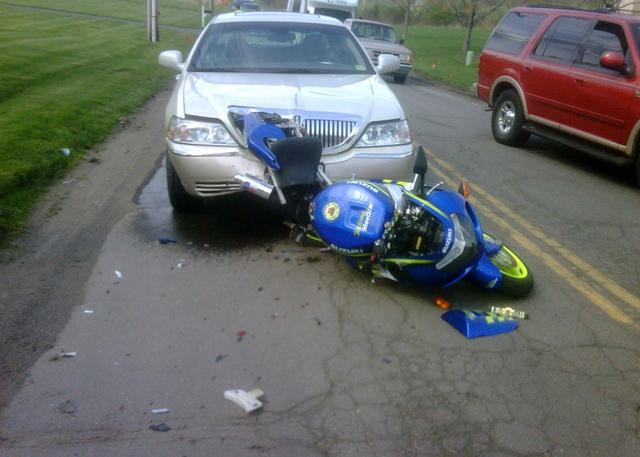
<box><xmin>159</xmin><ymin>11</ymin><xmax>414</xmax><ymax>211</ymax></box>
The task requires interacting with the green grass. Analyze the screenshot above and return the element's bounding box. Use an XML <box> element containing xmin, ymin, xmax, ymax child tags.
<box><xmin>2</xmin><ymin>0</ymin><xmax>207</xmax><ymax>28</ymax></box>
<box><xmin>0</xmin><ymin>5</ymin><xmax>194</xmax><ymax>241</ymax></box>
<box><xmin>405</xmin><ymin>26</ymin><xmax>491</xmax><ymax>92</ymax></box>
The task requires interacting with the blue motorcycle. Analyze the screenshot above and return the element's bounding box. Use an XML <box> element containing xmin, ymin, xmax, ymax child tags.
<box><xmin>234</xmin><ymin>112</ymin><xmax>533</xmax><ymax>297</ymax></box>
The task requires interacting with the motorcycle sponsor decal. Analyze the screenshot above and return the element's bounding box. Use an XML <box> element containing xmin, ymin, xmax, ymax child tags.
<box><xmin>441</xmin><ymin>228</ymin><xmax>453</xmax><ymax>253</ymax></box>
<box><xmin>347</xmin><ymin>180</ymin><xmax>380</xmax><ymax>194</ymax></box>
<box><xmin>329</xmin><ymin>244</ymin><xmax>369</xmax><ymax>256</ymax></box>
<box><xmin>353</xmin><ymin>201</ymin><xmax>374</xmax><ymax>236</ymax></box>
<box><xmin>322</xmin><ymin>202</ymin><xmax>340</xmax><ymax>221</ymax></box>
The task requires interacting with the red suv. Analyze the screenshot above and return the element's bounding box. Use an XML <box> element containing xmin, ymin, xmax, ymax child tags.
<box><xmin>477</xmin><ymin>6</ymin><xmax>640</xmax><ymax>184</ymax></box>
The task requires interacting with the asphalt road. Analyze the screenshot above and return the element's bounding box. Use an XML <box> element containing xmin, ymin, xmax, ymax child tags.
<box><xmin>1</xmin><ymin>79</ymin><xmax>639</xmax><ymax>457</ymax></box>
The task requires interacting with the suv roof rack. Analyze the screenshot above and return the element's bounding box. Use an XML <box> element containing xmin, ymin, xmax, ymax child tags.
<box><xmin>524</xmin><ymin>4</ymin><xmax>615</xmax><ymax>13</ymax></box>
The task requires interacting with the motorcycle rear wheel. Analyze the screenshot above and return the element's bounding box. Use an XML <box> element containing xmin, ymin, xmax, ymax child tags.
<box><xmin>486</xmin><ymin>236</ymin><xmax>534</xmax><ymax>297</ymax></box>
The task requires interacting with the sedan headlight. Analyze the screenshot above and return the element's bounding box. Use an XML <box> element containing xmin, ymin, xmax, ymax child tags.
<box><xmin>400</xmin><ymin>53</ymin><xmax>412</xmax><ymax>64</ymax></box>
<box><xmin>356</xmin><ymin>120</ymin><xmax>411</xmax><ymax>147</ymax></box>
<box><xmin>167</xmin><ymin>116</ymin><xmax>236</xmax><ymax>146</ymax></box>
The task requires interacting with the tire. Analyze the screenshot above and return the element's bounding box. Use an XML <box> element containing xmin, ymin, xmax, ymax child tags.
<box><xmin>485</xmin><ymin>235</ymin><xmax>534</xmax><ymax>297</ymax></box>
<box><xmin>166</xmin><ymin>155</ymin><xmax>202</xmax><ymax>212</ymax></box>
<box><xmin>393</xmin><ymin>74</ymin><xmax>407</xmax><ymax>84</ymax></box>
<box><xmin>491</xmin><ymin>89</ymin><xmax>530</xmax><ymax>147</ymax></box>
<box><xmin>635</xmin><ymin>153</ymin><xmax>640</xmax><ymax>188</ymax></box>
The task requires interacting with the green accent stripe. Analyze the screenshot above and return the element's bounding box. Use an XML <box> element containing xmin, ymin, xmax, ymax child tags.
<box><xmin>405</xmin><ymin>192</ymin><xmax>449</xmax><ymax>219</ymax></box>
<box><xmin>382</xmin><ymin>258</ymin><xmax>435</xmax><ymax>265</ymax></box>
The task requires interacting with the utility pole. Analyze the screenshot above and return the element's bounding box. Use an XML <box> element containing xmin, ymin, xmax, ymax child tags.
<box><xmin>148</xmin><ymin>0</ymin><xmax>159</xmax><ymax>42</ymax></box>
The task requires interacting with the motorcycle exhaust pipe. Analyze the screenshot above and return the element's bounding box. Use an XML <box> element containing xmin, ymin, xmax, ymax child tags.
<box><xmin>234</xmin><ymin>173</ymin><xmax>274</xmax><ymax>200</ymax></box>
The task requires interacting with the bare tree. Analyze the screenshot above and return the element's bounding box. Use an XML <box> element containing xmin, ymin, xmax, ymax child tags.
<box><xmin>451</xmin><ymin>0</ymin><xmax>506</xmax><ymax>52</ymax></box>
<box><xmin>391</xmin><ymin>0</ymin><xmax>416</xmax><ymax>40</ymax></box>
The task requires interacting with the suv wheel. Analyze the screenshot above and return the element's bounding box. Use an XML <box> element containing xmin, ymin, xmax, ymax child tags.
<box><xmin>166</xmin><ymin>155</ymin><xmax>203</xmax><ymax>212</ymax></box>
<box><xmin>492</xmin><ymin>89</ymin><xmax>530</xmax><ymax>146</ymax></box>
<box><xmin>636</xmin><ymin>153</ymin><xmax>640</xmax><ymax>187</ymax></box>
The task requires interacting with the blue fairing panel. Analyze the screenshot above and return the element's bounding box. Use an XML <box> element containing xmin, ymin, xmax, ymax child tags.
<box><xmin>311</xmin><ymin>181</ymin><xmax>394</xmax><ymax>253</ymax></box>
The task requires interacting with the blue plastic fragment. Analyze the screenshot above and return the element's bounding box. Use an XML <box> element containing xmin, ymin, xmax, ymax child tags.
<box><xmin>441</xmin><ymin>309</ymin><xmax>518</xmax><ymax>338</ymax></box>
<box><xmin>158</xmin><ymin>237</ymin><xmax>177</xmax><ymax>245</ymax></box>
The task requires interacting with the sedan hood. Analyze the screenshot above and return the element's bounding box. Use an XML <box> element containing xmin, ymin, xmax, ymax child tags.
<box><xmin>182</xmin><ymin>72</ymin><xmax>403</xmax><ymax>127</ymax></box>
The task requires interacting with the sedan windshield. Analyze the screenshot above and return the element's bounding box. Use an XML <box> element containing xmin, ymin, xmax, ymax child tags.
<box><xmin>351</xmin><ymin>22</ymin><xmax>397</xmax><ymax>43</ymax></box>
<box><xmin>189</xmin><ymin>22</ymin><xmax>374</xmax><ymax>74</ymax></box>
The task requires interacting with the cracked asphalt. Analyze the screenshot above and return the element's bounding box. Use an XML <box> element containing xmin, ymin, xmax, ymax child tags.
<box><xmin>1</xmin><ymin>80</ymin><xmax>640</xmax><ymax>456</ymax></box>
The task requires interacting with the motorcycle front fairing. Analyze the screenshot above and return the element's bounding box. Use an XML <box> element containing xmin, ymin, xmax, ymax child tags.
<box><xmin>384</xmin><ymin>188</ymin><xmax>487</xmax><ymax>288</ymax></box>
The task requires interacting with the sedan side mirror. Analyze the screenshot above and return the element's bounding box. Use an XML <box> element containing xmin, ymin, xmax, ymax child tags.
<box><xmin>600</xmin><ymin>51</ymin><xmax>627</xmax><ymax>74</ymax></box>
<box><xmin>159</xmin><ymin>50</ymin><xmax>185</xmax><ymax>72</ymax></box>
<box><xmin>376</xmin><ymin>54</ymin><xmax>401</xmax><ymax>75</ymax></box>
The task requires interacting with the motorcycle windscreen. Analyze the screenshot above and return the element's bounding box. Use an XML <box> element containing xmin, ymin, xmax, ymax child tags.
<box><xmin>441</xmin><ymin>310</ymin><xmax>518</xmax><ymax>338</ymax></box>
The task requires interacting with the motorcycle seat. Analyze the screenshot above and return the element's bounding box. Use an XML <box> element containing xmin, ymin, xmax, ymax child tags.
<box><xmin>271</xmin><ymin>136</ymin><xmax>323</xmax><ymax>188</ymax></box>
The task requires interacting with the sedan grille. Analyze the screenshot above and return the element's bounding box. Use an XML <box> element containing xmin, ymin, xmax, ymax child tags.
<box><xmin>295</xmin><ymin>117</ymin><xmax>358</xmax><ymax>150</ymax></box>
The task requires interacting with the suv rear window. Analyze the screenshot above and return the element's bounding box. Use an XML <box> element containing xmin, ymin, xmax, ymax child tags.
<box><xmin>484</xmin><ymin>11</ymin><xmax>547</xmax><ymax>55</ymax></box>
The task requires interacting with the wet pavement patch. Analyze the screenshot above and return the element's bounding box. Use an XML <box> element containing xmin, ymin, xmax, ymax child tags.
<box><xmin>135</xmin><ymin>160</ymin><xmax>288</xmax><ymax>251</ymax></box>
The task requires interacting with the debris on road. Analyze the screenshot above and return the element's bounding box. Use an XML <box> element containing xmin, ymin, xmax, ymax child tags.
<box><xmin>62</xmin><ymin>179</ymin><xmax>78</xmax><ymax>185</ymax></box>
<box><xmin>114</xmin><ymin>270</ymin><xmax>123</xmax><ymax>280</ymax></box>
<box><xmin>382</xmin><ymin>357</ymin><xmax>392</xmax><ymax>364</ymax></box>
<box><xmin>158</xmin><ymin>237</ymin><xmax>176</xmax><ymax>245</ymax></box>
<box><xmin>441</xmin><ymin>310</ymin><xmax>518</xmax><ymax>339</ymax></box>
<box><xmin>177</xmin><ymin>259</ymin><xmax>185</xmax><ymax>269</ymax></box>
<box><xmin>149</xmin><ymin>423</ymin><xmax>171</xmax><ymax>432</ymax></box>
<box><xmin>49</xmin><ymin>350</ymin><xmax>77</xmax><ymax>362</ymax></box>
<box><xmin>314</xmin><ymin>318</ymin><xmax>322</xmax><ymax>326</ymax></box>
<box><xmin>151</xmin><ymin>408</ymin><xmax>170</xmax><ymax>414</ymax></box>
<box><xmin>215</xmin><ymin>354</ymin><xmax>227</xmax><ymax>363</ymax></box>
<box><xmin>60</xmin><ymin>148</ymin><xmax>71</xmax><ymax>157</ymax></box>
<box><xmin>224</xmin><ymin>389</ymin><xmax>264</xmax><ymax>413</ymax></box>
<box><xmin>83</xmin><ymin>310</ymin><xmax>94</xmax><ymax>314</ymax></box>
<box><xmin>433</xmin><ymin>296</ymin><xmax>451</xmax><ymax>310</ymax></box>
<box><xmin>490</xmin><ymin>306</ymin><xmax>529</xmax><ymax>320</ymax></box>
<box><xmin>237</xmin><ymin>330</ymin><xmax>246</xmax><ymax>342</ymax></box>
<box><xmin>56</xmin><ymin>400</ymin><xmax>76</xmax><ymax>415</ymax></box>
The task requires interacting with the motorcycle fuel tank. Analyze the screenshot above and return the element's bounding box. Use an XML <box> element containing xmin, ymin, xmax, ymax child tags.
<box><xmin>310</xmin><ymin>180</ymin><xmax>394</xmax><ymax>254</ymax></box>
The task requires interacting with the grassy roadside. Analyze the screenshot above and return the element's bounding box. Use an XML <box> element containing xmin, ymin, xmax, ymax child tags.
<box><xmin>0</xmin><ymin>0</ymin><xmax>205</xmax><ymax>28</ymax></box>
<box><xmin>0</xmin><ymin>5</ymin><xmax>193</xmax><ymax>242</ymax></box>
<box><xmin>405</xmin><ymin>26</ymin><xmax>491</xmax><ymax>93</ymax></box>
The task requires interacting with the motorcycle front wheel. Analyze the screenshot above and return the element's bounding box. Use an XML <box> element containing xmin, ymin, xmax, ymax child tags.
<box><xmin>485</xmin><ymin>235</ymin><xmax>534</xmax><ymax>297</ymax></box>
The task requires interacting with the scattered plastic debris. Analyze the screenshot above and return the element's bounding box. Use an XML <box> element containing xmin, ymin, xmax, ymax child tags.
<box><xmin>149</xmin><ymin>423</ymin><xmax>171</xmax><ymax>432</ymax></box>
<box><xmin>83</xmin><ymin>310</ymin><xmax>94</xmax><ymax>314</ymax></box>
<box><xmin>60</xmin><ymin>148</ymin><xmax>70</xmax><ymax>157</ymax></box>
<box><xmin>382</xmin><ymin>357</ymin><xmax>392</xmax><ymax>364</ymax></box>
<box><xmin>433</xmin><ymin>296</ymin><xmax>451</xmax><ymax>310</ymax></box>
<box><xmin>151</xmin><ymin>408</ymin><xmax>169</xmax><ymax>414</ymax></box>
<box><xmin>177</xmin><ymin>259</ymin><xmax>185</xmax><ymax>269</ymax></box>
<box><xmin>442</xmin><ymin>310</ymin><xmax>518</xmax><ymax>339</ymax></box>
<box><xmin>314</xmin><ymin>318</ymin><xmax>322</xmax><ymax>326</ymax></box>
<box><xmin>62</xmin><ymin>179</ymin><xmax>77</xmax><ymax>185</ymax></box>
<box><xmin>204</xmin><ymin>243</ymin><xmax>210</xmax><ymax>248</ymax></box>
<box><xmin>114</xmin><ymin>270</ymin><xmax>123</xmax><ymax>280</ymax></box>
<box><xmin>215</xmin><ymin>354</ymin><xmax>227</xmax><ymax>363</ymax></box>
<box><xmin>50</xmin><ymin>350</ymin><xmax>77</xmax><ymax>362</ymax></box>
<box><xmin>62</xmin><ymin>352</ymin><xmax>77</xmax><ymax>358</ymax></box>
<box><xmin>224</xmin><ymin>389</ymin><xmax>264</xmax><ymax>413</ymax></box>
<box><xmin>158</xmin><ymin>237</ymin><xmax>176</xmax><ymax>245</ymax></box>
<box><xmin>490</xmin><ymin>306</ymin><xmax>529</xmax><ymax>320</ymax></box>
<box><xmin>237</xmin><ymin>330</ymin><xmax>246</xmax><ymax>342</ymax></box>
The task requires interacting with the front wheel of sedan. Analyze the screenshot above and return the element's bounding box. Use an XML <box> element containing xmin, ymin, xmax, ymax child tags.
<box><xmin>166</xmin><ymin>155</ymin><xmax>203</xmax><ymax>213</ymax></box>
<box><xmin>491</xmin><ymin>89</ymin><xmax>530</xmax><ymax>147</ymax></box>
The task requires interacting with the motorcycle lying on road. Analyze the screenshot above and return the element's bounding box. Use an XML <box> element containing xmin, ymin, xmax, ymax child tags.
<box><xmin>233</xmin><ymin>112</ymin><xmax>533</xmax><ymax>297</ymax></box>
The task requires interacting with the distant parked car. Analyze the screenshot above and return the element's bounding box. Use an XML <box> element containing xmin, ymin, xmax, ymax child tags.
<box><xmin>345</xmin><ymin>18</ymin><xmax>412</xmax><ymax>83</ymax></box>
<box><xmin>158</xmin><ymin>12</ymin><xmax>412</xmax><ymax>211</ymax></box>
<box><xmin>476</xmin><ymin>5</ymin><xmax>640</xmax><ymax>185</ymax></box>
<box><xmin>232</xmin><ymin>1</ymin><xmax>260</xmax><ymax>11</ymax></box>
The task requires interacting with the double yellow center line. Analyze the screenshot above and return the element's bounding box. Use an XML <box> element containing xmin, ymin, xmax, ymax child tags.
<box><xmin>423</xmin><ymin>147</ymin><xmax>640</xmax><ymax>327</ymax></box>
